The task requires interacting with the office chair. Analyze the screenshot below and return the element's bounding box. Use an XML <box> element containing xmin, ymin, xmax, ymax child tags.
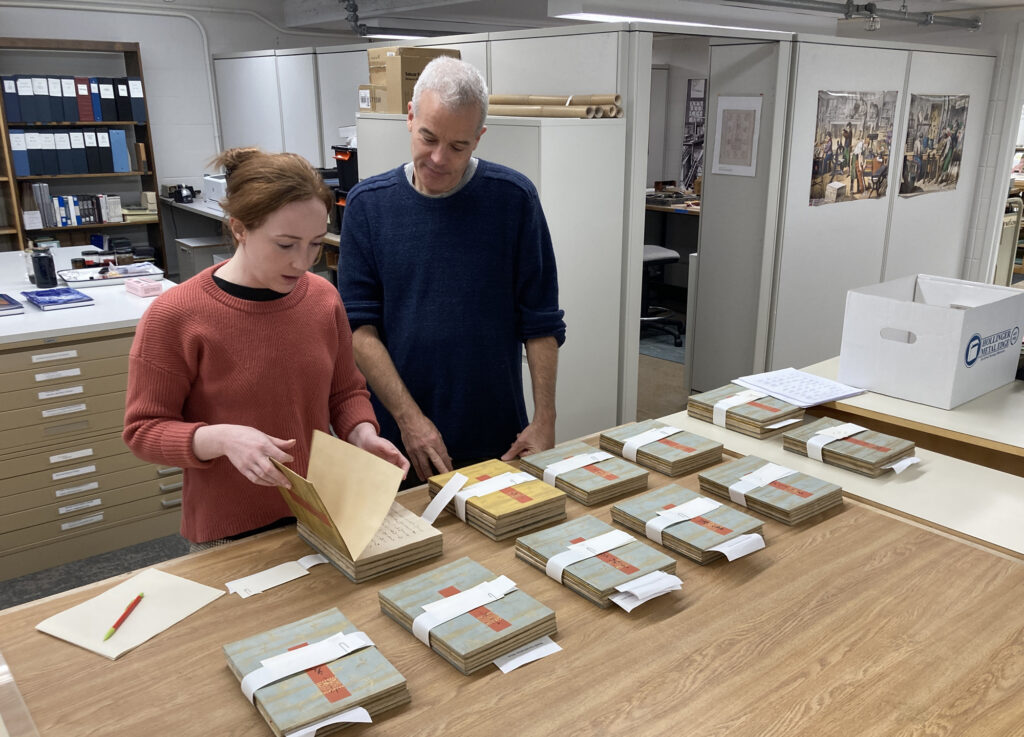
<box><xmin>641</xmin><ymin>244</ymin><xmax>684</xmax><ymax>347</ymax></box>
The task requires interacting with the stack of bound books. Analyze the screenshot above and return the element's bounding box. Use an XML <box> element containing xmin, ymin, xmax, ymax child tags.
<box><xmin>515</xmin><ymin>515</ymin><xmax>679</xmax><ymax>609</ymax></box>
<box><xmin>426</xmin><ymin>459</ymin><xmax>566</xmax><ymax>540</ymax></box>
<box><xmin>378</xmin><ymin>556</ymin><xmax>557</xmax><ymax>675</ymax></box>
<box><xmin>611</xmin><ymin>483</ymin><xmax>765</xmax><ymax>563</ymax></box>
<box><xmin>599</xmin><ymin>420</ymin><xmax>723</xmax><ymax>476</ymax></box>
<box><xmin>274</xmin><ymin>430</ymin><xmax>441</xmax><ymax>583</ymax></box>
<box><xmin>519</xmin><ymin>440</ymin><xmax>648</xmax><ymax>506</ymax></box>
<box><xmin>686</xmin><ymin>383</ymin><xmax>804</xmax><ymax>438</ymax></box>
<box><xmin>697</xmin><ymin>455</ymin><xmax>843</xmax><ymax>524</ymax></box>
<box><xmin>223</xmin><ymin>608</ymin><xmax>410</xmax><ymax>736</ymax></box>
<box><xmin>781</xmin><ymin>417</ymin><xmax>917</xmax><ymax>477</ymax></box>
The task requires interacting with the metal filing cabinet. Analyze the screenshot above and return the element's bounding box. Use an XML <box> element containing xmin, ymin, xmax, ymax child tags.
<box><xmin>175</xmin><ymin>236</ymin><xmax>233</xmax><ymax>282</ymax></box>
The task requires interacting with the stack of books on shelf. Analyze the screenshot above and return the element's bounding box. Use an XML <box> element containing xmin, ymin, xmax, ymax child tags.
<box><xmin>223</xmin><ymin>608</ymin><xmax>409</xmax><ymax>736</ymax></box>
<box><xmin>697</xmin><ymin>455</ymin><xmax>844</xmax><ymax>524</ymax></box>
<box><xmin>21</xmin><ymin>182</ymin><xmax>124</xmax><ymax>228</ymax></box>
<box><xmin>20</xmin><ymin>287</ymin><xmax>94</xmax><ymax>311</ymax></box>
<box><xmin>273</xmin><ymin>430</ymin><xmax>441</xmax><ymax>583</ymax></box>
<box><xmin>377</xmin><ymin>556</ymin><xmax>557</xmax><ymax>674</ymax></box>
<box><xmin>9</xmin><ymin>127</ymin><xmax>132</xmax><ymax>176</ymax></box>
<box><xmin>426</xmin><ymin>459</ymin><xmax>566</xmax><ymax>540</ymax></box>
<box><xmin>781</xmin><ymin>417</ymin><xmax>917</xmax><ymax>477</ymax></box>
<box><xmin>519</xmin><ymin>440</ymin><xmax>649</xmax><ymax>506</ymax></box>
<box><xmin>2</xmin><ymin>74</ymin><xmax>147</xmax><ymax>123</ymax></box>
<box><xmin>686</xmin><ymin>383</ymin><xmax>805</xmax><ymax>438</ymax></box>
<box><xmin>515</xmin><ymin>515</ymin><xmax>679</xmax><ymax>609</ymax></box>
<box><xmin>599</xmin><ymin>420</ymin><xmax>723</xmax><ymax>476</ymax></box>
<box><xmin>611</xmin><ymin>483</ymin><xmax>765</xmax><ymax>564</ymax></box>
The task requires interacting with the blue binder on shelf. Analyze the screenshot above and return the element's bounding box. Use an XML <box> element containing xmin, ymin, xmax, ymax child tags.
<box><xmin>9</xmin><ymin>130</ymin><xmax>30</xmax><ymax>176</ymax></box>
<box><xmin>127</xmin><ymin>77</ymin><xmax>147</xmax><ymax>123</ymax></box>
<box><xmin>31</xmin><ymin>76</ymin><xmax>50</xmax><ymax>122</ymax></box>
<box><xmin>24</xmin><ymin>131</ymin><xmax>43</xmax><ymax>174</ymax></box>
<box><xmin>82</xmin><ymin>129</ymin><xmax>101</xmax><ymax>173</ymax></box>
<box><xmin>97</xmin><ymin>78</ymin><xmax>117</xmax><ymax>122</ymax></box>
<box><xmin>95</xmin><ymin>129</ymin><xmax>114</xmax><ymax>172</ymax></box>
<box><xmin>68</xmin><ymin>130</ymin><xmax>89</xmax><ymax>174</ymax></box>
<box><xmin>88</xmin><ymin>78</ymin><xmax>102</xmax><ymax>121</ymax></box>
<box><xmin>60</xmin><ymin>76</ymin><xmax>78</xmax><ymax>122</ymax></box>
<box><xmin>15</xmin><ymin>76</ymin><xmax>36</xmax><ymax>122</ymax></box>
<box><xmin>109</xmin><ymin>128</ymin><xmax>131</xmax><ymax>172</ymax></box>
<box><xmin>46</xmin><ymin>77</ymin><xmax>64</xmax><ymax>122</ymax></box>
<box><xmin>53</xmin><ymin>129</ymin><xmax>74</xmax><ymax>175</ymax></box>
<box><xmin>39</xmin><ymin>131</ymin><xmax>59</xmax><ymax>175</ymax></box>
<box><xmin>2</xmin><ymin>77</ymin><xmax>21</xmax><ymax>123</ymax></box>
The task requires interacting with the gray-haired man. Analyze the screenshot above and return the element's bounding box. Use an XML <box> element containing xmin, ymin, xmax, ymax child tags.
<box><xmin>339</xmin><ymin>56</ymin><xmax>566</xmax><ymax>484</ymax></box>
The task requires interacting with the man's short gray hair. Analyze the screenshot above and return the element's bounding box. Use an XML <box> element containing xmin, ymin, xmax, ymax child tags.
<box><xmin>412</xmin><ymin>56</ymin><xmax>489</xmax><ymax>132</ymax></box>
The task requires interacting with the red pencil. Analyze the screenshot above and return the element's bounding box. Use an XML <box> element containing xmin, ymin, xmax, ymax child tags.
<box><xmin>103</xmin><ymin>592</ymin><xmax>144</xmax><ymax>641</ymax></box>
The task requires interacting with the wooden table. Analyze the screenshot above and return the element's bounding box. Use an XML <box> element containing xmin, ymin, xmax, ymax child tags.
<box><xmin>802</xmin><ymin>358</ymin><xmax>1024</xmax><ymax>477</ymax></box>
<box><xmin>2</xmin><ymin>435</ymin><xmax>1023</xmax><ymax>737</ymax></box>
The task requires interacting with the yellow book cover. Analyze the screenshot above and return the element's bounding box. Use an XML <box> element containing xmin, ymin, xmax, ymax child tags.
<box><xmin>430</xmin><ymin>460</ymin><xmax>563</xmax><ymax>517</ymax></box>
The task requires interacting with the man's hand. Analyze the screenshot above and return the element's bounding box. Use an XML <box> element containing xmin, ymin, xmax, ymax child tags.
<box><xmin>398</xmin><ymin>411</ymin><xmax>453</xmax><ymax>481</ymax></box>
<box><xmin>193</xmin><ymin>424</ymin><xmax>295</xmax><ymax>488</ymax></box>
<box><xmin>347</xmin><ymin>422</ymin><xmax>410</xmax><ymax>478</ymax></box>
<box><xmin>500</xmin><ymin>418</ymin><xmax>555</xmax><ymax>461</ymax></box>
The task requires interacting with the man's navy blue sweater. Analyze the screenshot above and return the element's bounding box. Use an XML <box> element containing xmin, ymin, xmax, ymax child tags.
<box><xmin>339</xmin><ymin>160</ymin><xmax>566</xmax><ymax>462</ymax></box>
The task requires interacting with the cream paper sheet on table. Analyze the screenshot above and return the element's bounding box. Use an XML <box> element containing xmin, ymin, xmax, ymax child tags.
<box><xmin>35</xmin><ymin>567</ymin><xmax>224</xmax><ymax>660</ymax></box>
<box><xmin>734</xmin><ymin>367</ymin><xmax>863</xmax><ymax>407</ymax></box>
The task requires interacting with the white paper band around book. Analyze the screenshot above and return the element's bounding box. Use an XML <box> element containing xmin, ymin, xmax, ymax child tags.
<box><xmin>287</xmin><ymin>707</ymin><xmax>372</xmax><ymax>737</ymax></box>
<box><xmin>621</xmin><ymin>426</ymin><xmax>681</xmax><ymax>462</ymax></box>
<box><xmin>727</xmin><ymin>462</ymin><xmax>797</xmax><ymax>507</ymax></box>
<box><xmin>709</xmin><ymin>533</ymin><xmax>765</xmax><ymax>561</ymax></box>
<box><xmin>421</xmin><ymin>471</ymin><xmax>534</xmax><ymax>523</ymax></box>
<box><xmin>412</xmin><ymin>575</ymin><xmax>517</xmax><ymax>645</ymax></box>
<box><xmin>545</xmin><ymin>529</ymin><xmax>635</xmax><ymax>582</ymax></box>
<box><xmin>542</xmin><ymin>451</ymin><xmax>614</xmax><ymax>485</ymax></box>
<box><xmin>607</xmin><ymin>570</ymin><xmax>683</xmax><ymax>612</ymax></box>
<box><xmin>644</xmin><ymin>497</ymin><xmax>721</xmax><ymax>544</ymax></box>
<box><xmin>806</xmin><ymin>422</ymin><xmax>866</xmax><ymax>462</ymax></box>
<box><xmin>240</xmin><ymin>631</ymin><xmax>374</xmax><ymax>703</ymax></box>
<box><xmin>712</xmin><ymin>389</ymin><xmax>767</xmax><ymax>426</ymax></box>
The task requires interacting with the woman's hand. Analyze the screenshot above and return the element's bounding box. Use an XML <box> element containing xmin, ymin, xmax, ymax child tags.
<box><xmin>193</xmin><ymin>424</ymin><xmax>296</xmax><ymax>488</ymax></box>
<box><xmin>348</xmin><ymin>422</ymin><xmax>411</xmax><ymax>479</ymax></box>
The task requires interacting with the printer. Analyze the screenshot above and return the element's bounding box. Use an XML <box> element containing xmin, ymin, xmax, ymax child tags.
<box><xmin>202</xmin><ymin>173</ymin><xmax>227</xmax><ymax>204</ymax></box>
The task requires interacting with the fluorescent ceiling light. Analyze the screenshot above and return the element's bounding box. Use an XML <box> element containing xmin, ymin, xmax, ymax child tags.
<box><xmin>366</xmin><ymin>33</ymin><xmax>427</xmax><ymax>39</ymax></box>
<box><xmin>554</xmin><ymin>11</ymin><xmax>778</xmax><ymax>34</ymax></box>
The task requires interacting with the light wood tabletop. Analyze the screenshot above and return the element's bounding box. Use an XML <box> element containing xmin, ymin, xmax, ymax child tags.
<box><xmin>1</xmin><ymin>439</ymin><xmax>1023</xmax><ymax>737</ymax></box>
<box><xmin>803</xmin><ymin>357</ymin><xmax>1024</xmax><ymax>477</ymax></box>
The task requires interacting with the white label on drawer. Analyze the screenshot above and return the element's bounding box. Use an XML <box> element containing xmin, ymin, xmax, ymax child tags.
<box><xmin>42</xmin><ymin>403</ymin><xmax>87</xmax><ymax>418</ymax></box>
<box><xmin>50</xmin><ymin>447</ymin><xmax>94</xmax><ymax>464</ymax></box>
<box><xmin>61</xmin><ymin>513</ymin><xmax>104</xmax><ymax>531</ymax></box>
<box><xmin>31</xmin><ymin>349</ymin><xmax>78</xmax><ymax>363</ymax></box>
<box><xmin>35</xmin><ymin>368</ymin><xmax>81</xmax><ymax>382</ymax></box>
<box><xmin>55</xmin><ymin>481</ymin><xmax>100</xmax><ymax>498</ymax></box>
<box><xmin>52</xmin><ymin>464</ymin><xmax>97</xmax><ymax>481</ymax></box>
<box><xmin>38</xmin><ymin>385</ymin><xmax>85</xmax><ymax>400</ymax></box>
<box><xmin>59</xmin><ymin>498</ymin><xmax>102</xmax><ymax>515</ymax></box>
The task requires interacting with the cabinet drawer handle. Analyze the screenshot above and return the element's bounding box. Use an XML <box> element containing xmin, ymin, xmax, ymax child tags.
<box><xmin>159</xmin><ymin>481</ymin><xmax>183</xmax><ymax>493</ymax></box>
<box><xmin>161</xmin><ymin>498</ymin><xmax>183</xmax><ymax>509</ymax></box>
<box><xmin>157</xmin><ymin>466</ymin><xmax>183</xmax><ymax>476</ymax></box>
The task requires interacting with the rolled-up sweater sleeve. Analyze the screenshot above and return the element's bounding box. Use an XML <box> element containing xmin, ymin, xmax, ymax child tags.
<box><xmin>338</xmin><ymin>188</ymin><xmax>383</xmax><ymax>332</ymax></box>
<box><xmin>516</xmin><ymin>187</ymin><xmax>566</xmax><ymax>346</ymax></box>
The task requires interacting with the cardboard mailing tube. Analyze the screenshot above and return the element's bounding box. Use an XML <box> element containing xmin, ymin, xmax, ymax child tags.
<box><xmin>488</xmin><ymin>104</ymin><xmax>598</xmax><ymax>118</ymax></box>
<box><xmin>488</xmin><ymin>94</ymin><xmax>622</xmax><ymax>107</ymax></box>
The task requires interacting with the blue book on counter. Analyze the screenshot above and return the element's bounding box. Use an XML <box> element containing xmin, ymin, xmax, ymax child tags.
<box><xmin>21</xmin><ymin>287</ymin><xmax>94</xmax><ymax>311</ymax></box>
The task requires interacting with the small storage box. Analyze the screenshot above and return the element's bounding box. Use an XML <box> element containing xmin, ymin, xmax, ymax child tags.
<box><xmin>838</xmin><ymin>274</ymin><xmax>1024</xmax><ymax>409</ymax></box>
<box><xmin>126</xmin><ymin>277</ymin><xmax>162</xmax><ymax>297</ymax></box>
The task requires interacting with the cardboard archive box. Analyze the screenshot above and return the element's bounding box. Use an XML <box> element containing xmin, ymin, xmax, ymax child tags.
<box><xmin>365</xmin><ymin>46</ymin><xmax>461</xmax><ymax>113</ymax></box>
<box><xmin>837</xmin><ymin>274</ymin><xmax>1024</xmax><ymax>409</ymax></box>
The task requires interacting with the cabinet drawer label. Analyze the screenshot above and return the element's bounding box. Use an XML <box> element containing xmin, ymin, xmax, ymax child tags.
<box><xmin>32</xmin><ymin>350</ymin><xmax>78</xmax><ymax>363</ymax></box>
<box><xmin>38</xmin><ymin>385</ymin><xmax>85</xmax><ymax>400</ymax></box>
<box><xmin>61</xmin><ymin>513</ymin><xmax>104</xmax><ymax>531</ymax></box>
<box><xmin>35</xmin><ymin>368</ymin><xmax>82</xmax><ymax>382</ymax></box>
<box><xmin>50</xmin><ymin>447</ymin><xmax>94</xmax><ymax>464</ymax></box>
<box><xmin>52</xmin><ymin>464</ymin><xmax>97</xmax><ymax>481</ymax></box>
<box><xmin>42</xmin><ymin>403</ymin><xmax>87</xmax><ymax>418</ymax></box>
<box><xmin>55</xmin><ymin>481</ymin><xmax>100</xmax><ymax>498</ymax></box>
<box><xmin>59</xmin><ymin>498</ymin><xmax>102</xmax><ymax>515</ymax></box>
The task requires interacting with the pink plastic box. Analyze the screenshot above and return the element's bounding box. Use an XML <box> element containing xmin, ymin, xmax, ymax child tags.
<box><xmin>126</xmin><ymin>278</ymin><xmax>162</xmax><ymax>297</ymax></box>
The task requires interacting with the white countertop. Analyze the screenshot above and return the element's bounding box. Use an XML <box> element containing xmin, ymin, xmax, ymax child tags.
<box><xmin>661</xmin><ymin>408</ymin><xmax>1024</xmax><ymax>558</ymax></box>
<box><xmin>0</xmin><ymin>247</ymin><xmax>175</xmax><ymax>346</ymax></box>
<box><xmin>803</xmin><ymin>357</ymin><xmax>1024</xmax><ymax>451</ymax></box>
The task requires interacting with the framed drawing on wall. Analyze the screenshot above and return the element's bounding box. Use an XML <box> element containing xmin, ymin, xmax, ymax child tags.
<box><xmin>711</xmin><ymin>95</ymin><xmax>762</xmax><ymax>177</ymax></box>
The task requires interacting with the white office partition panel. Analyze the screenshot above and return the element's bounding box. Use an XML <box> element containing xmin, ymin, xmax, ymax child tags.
<box><xmin>769</xmin><ymin>42</ymin><xmax>910</xmax><ymax>371</ymax></box>
<box><xmin>420</xmin><ymin>41</ymin><xmax>489</xmax><ymax>80</ymax></box>
<box><xmin>277</xmin><ymin>53</ymin><xmax>323</xmax><ymax>168</ymax></box>
<box><xmin>354</xmin><ymin>114</ymin><xmax>625</xmax><ymax>442</ymax></box>
<box><xmin>315</xmin><ymin>50</ymin><xmax>370</xmax><ymax>166</ymax></box>
<box><xmin>690</xmin><ymin>40</ymin><xmax>788</xmax><ymax>392</ymax></box>
<box><xmin>883</xmin><ymin>51</ymin><xmax>994</xmax><ymax>281</ymax></box>
<box><xmin>213</xmin><ymin>55</ymin><xmax>283</xmax><ymax>153</ymax></box>
<box><xmin>488</xmin><ymin>33</ymin><xmax>621</xmax><ymax>96</ymax></box>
